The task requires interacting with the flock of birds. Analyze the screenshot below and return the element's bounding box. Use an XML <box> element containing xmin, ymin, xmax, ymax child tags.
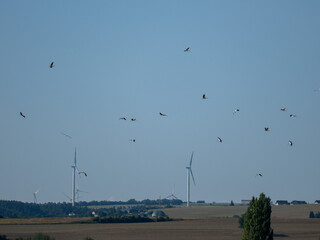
<box><xmin>18</xmin><ymin>51</ymin><xmax>319</xmax><ymax>185</ymax></box>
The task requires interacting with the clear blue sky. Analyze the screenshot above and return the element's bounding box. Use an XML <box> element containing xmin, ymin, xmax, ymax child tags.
<box><xmin>0</xmin><ymin>1</ymin><xmax>319</xmax><ymax>204</ymax></box>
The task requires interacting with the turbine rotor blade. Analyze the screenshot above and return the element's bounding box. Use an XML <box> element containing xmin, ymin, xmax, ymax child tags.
<box><xmin>189</xmin><ymin>151</ymin><xmax>194</xmax><ymax>167</ymax></box>
<box><xmin>190</xmin><ymin>169</ymin><xmax>196</xmax><ymax>185</ymax></box>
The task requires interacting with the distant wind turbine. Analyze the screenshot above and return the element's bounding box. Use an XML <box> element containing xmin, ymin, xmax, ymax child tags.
<box><xmin>186</xmin><ymin>152</ymin><xmax>196</xmax><ymax>207</ymax></box>
<box><xmin>33</xmin><ymin>188</ymin><xmax>41</xmax><ymax>203</ymax></box>
<box><xmin>165</xmin><ymin>184</ymin><xmax>178</xmax><ymax>200</ymax></box>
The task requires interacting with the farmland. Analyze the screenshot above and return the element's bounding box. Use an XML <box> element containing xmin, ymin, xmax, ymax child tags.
<box><xmin>0</xmin><ymin>205</ymin><xmax>320</xmax><ymax>240</ymax></box>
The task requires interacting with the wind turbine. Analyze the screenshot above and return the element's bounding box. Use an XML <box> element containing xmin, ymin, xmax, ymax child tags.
<box><xmin>71</xmin><ymin>148</ymin><xmax>77</xmax><ymax>206</ymax></box>
<box><xmin>186</xmin><ymin>152</ymin><xmax>195</xmax><ymax>207</ymax></box>
<box><xmin>166</xmin><ymin>184</ymin><xmax>178</xmax><ymax>200</ymax></box>
<box><xmin>33</xmin><ymin>188</ymin><xmax>41</xmax><ymax>203</ymax></box>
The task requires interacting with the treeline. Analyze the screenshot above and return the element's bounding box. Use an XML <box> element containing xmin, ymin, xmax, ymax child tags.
<box><xmin>0</xmin><ymin>201</ymin><xmax>92</xmax><ymax>218</ymax></box>
<box><xmin>78</xmin><ymin>198</ymin><xmax>183</xmax><ymax>207</ymax></box>
<box><xmin>0</xmin><ymin>199</ymin><xmax>178</xmax><ymax>218</ymax></box>
<box><xmin>92</xmin><ymin>215</ymin><xmax>171</xmax><ymax>224</ymax></box>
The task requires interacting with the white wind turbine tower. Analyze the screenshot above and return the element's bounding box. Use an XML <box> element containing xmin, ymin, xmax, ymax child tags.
<box><xmin>71</xmin><ymin>148</ymin><xmax>77</xmax><ymax>207</ymax></box>
<box><xmin>186</xmin><ymin>151</ymin><xmax>196</xmax><ymax>207</ymax></box>
<box><xmin>33</xmin><ymin>188</ymin><xmax>41</xmax><ymax>203</ymax></box>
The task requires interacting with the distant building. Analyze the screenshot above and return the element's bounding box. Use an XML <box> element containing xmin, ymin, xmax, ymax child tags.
<box><xmin>241</xmin><ymin>200</ymin><xmax>251</xmax><ymax>205</ymax></box>
<box><xmin>290</xmin><ymin>200</ymin><xmax>307</xmax><ymax>205</ymax></box>
<box><xmin>197</xmin><ymin>200</ymin><xmax>205</xmax><ymax>204</ymax></box>
<box><xmin>315</xmin><ymin>200</ymin><xmax>320</xmax><ymax>204</ymax></box>
<box><xmin>275</xmin><ymin>200</ymin><xmax>289</xmax><ymax>206</ymax></box>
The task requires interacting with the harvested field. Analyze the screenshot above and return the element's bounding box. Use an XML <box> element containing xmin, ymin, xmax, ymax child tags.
<box><xmin>162</xmin><ymin>204</ymin><xmax>320</xmax><ymax>219</ymax></box>
<box><xmin>1</xmin><ymin>205</ymin><xmax>320</xmax><ymax>239</ymax></box>
<box><xmin>0</xmin><ymin>218</ymin><xmax>320</xmax><ymax>240</ymax></box>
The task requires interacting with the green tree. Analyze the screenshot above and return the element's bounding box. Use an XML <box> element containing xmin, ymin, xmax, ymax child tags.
<box><xmin>242</xmin><ymin>193</ymin><xmax>273</xmax><ymax>240</ymax></box>
<box><xmin>309</xmin><ymin>211</ymin><xmax>315</xmax><ymax>218</ymax></box>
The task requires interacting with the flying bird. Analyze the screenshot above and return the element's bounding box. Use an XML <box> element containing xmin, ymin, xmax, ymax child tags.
<box><xmin>217</xmin><ymin>137</ymin><xmax>222</xmax><ymax>143</ymax></box>
<box><xmin>159</xmin><ymin>112</ymin><xmax>167</xmax><ymax>116</ymax></box>
<box><xmin>264</xmin><ymin>127</ymin><xmax>269</xmax><ymax>132</ymax></box>
<box><xmin>49</xmin><ymin>62</ymin><xmax>54</xmax><ymax>68</ymax></box>
<box><xmin>119</xmin><ymin>117</ymin><xmax>126</xmax><ymax>120</ymax></box>
<box><xmin>233</xmin><ymin>109</ymin><xmax>239</xmax><ymax>114</ymax></box>
<box><xmin>288</xmin><ymin>140</ymin><xmax>293</xmax><ymax>146</ymax></box>
<box><xmin>61</xmin><ymin>132</ymin><xmax>72</xmax><ymax>138</ymax></box>
<box><xmin>130</xmin><ymin>139</ymin><xmax>136</xmax><ymax>142</ymax></box>
<box><xmin>20</xmin><ymin>112</ymin><xmax>26</xmax><ymax>118</ymax></box>
<box><xmin>78</xmin><ymin>171</ymin><xmax>87</xmax><ymax>177</ymax></box>
<box><xmin>289</xmin><ymin>114</ymin><xmax>296</xmax><ymax>118</ymax></box>
<box><xmin>131</xmin><ymin>118</ymin><xmax>136</xmax><ymax>121</ymax></box>
<box><xmin>281</xmin><ymin>108</ymin><xmax>286</xmax><ymax>111</ymax></box>
<box><xmin>184</xmin><ymin>47</ymin><xmax>190</xmax><ymax>52</ymax></box>
<box><xmin>256</xmin><ymin>173</ymin><xmax>262</xmax><ymax>177</ymax></box>
<box><xmin>202</xmin><ymin>94</ymin><xmax>207</xmax><ymax>100</ymax></box>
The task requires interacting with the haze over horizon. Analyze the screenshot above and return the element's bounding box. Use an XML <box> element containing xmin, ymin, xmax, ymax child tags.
<box><xmin>0</xmin><ymin>1</ymin><xmax>319</xmax><ymax>204</ymax></box>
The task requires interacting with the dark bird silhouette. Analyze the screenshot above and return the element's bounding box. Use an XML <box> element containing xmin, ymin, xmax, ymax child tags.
<box><xmin>289</xmin><ymin>140</ymin><xmax>293</xmax><ymax>146</ymax></box>
<box><xmin>78</xmin><ymin>171</ymin><xmax>87</xmax><ymax>177</ymax></box>
<box><xmin>159</xmin><ymin>112</ymin><xmax>167</xmax><ymax>116</ymax></box>
<box><xmin>202</xmin><ymin>94</ymin><xmax>207</xmax><ymax>100</ymax></box>
<box><xmin>49</xmin><ymin>62</ymin><xmax>54</xmax><ymax>68</ymax></box>
<box><xmin>131</xmin><ymin>118</ymin><xmax>136</xmax><ymax>121</ymax></box>
<box><xmin>61</xmin><ymin>132</ymin><xmax>72</xmax><ymax>138</ymax></box>
<box><xmin>281</xmin><ymin>108</ymin><xmax>286</xmax><ymax>111</ymax></box>
<box><xmin>184</xmin><ymin>47</ymin><xmax>190</xmax><ymax>52</ymax></box>
<box><xmin>290</xmin><ymin>114</ymin><xmax>296</xmax><ymax>118</ymax></box>
<box><xmin>233</xmin><ymin>109</ymin><xmax>239</xmax><ymax>114</ymax></box>
<box><xmin>130</xmin><ymin>139</ymin><xmax>136</xmax><ymax>142</ymax></box>
<box><xmin>264</xmin><ymin>127</ymin><xmax>269</xmax><ymax>132</ymax></box>
<box><xmin>20</xmin><ymin>112</ymin><xmax>26</xmax><ymax>118</ymax></box>
<box><xmin>256</xmin><ymin>173</ymin><xmax>262</xmax><ymax>177</ymax></box>
<box><xmin>217</xmin><ymin>137</ymin><xmax>222</xmax><ymax>143</ymax></box>
<box><xmin>119</xmin><ymin>117</ymin><xmax>126</xmax><ymax>120</ymax></box>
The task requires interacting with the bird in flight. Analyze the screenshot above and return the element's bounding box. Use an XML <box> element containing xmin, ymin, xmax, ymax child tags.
<box><xmin>20</xmin><ymin>112</ymin><xmax>26</xmax><ymax>118</ymax></box>
<box><xmin>61</xmin><ymin>132</ymin><xmax>72</xmax><ymax>138</ymax></box>
<box><xmin>264</xmin><ymin>127</ymin><xmax>269</xmax><ymax>132</ymax></box>
<box><xmin>202</xmin><ymin>94</ymin><xmax>207</xmax><ymax>100</ymax></box>
<box><xmin>256</xmin><ymin>173</ymin><xmax>262</xmax><ymax>177</ymax></box>
<box><xmin>130</xmin><ymin>139</ymin><xmax>136</xmax><ymax>142</ymax></box>
<box><xmin>78</xmin><ymin>171</ymin><xmax>87</xmax><ymax>177</ymax></box>
<box><xmin>184</xmin><ymin>47</ymin><xmax>190</xmax><ymax>52</ymax></box>
<box><xmin>159</xmin><ymin>112</ymin><xmax>167</xmax><ymax>116</ymax></box>
<box><xmin>289</xmin><ymin>114</ymin><xmax>296</xmax><ymax>118</ymax></box>
<box><xmin>217</xmin><ymin>137</ymin><xmax>222</xmax><ymax>143</ymax></box>
<box><xmin>131</xmin><ymin>118</ymin><xmax>136</xmax><ymax>121</ymax></box>
<box><xmin>288</xmin><ymin>140</ymin><xmax>293</xmax><ymax>146</ymax></box>
<box><xmin>233</xmin><ymin>109</ymin><xmax>240</xmax><ymax>114</ymax></box>
<box><xmin>119</xmin><ymin>117</ymin><xmax>126</xmax><ymax>120</ymax></box>
<box><xmin>281</xmin><ymin>108</ymin><xmax>286</xmax><ymax>111</ymax></box>
<box><xmin>49</xmin><ymin>62</ymin><xmax>55</xmax><ymax>68</ymax></box>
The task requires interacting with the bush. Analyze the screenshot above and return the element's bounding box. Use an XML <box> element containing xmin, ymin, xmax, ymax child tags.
<box><xmin>0</xmin><ymin>235</ymin><xmax>8</xmax><ymax>240</ymax></box>
<box><xmin>238</xmin><ymin>213</ymin><xmax>246</xmax><ymax>229</ymax></box>
<box><xmin>310</xmin><ymin>211</ymin><xmax>315</xmax><ymax>218</ymax></box>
